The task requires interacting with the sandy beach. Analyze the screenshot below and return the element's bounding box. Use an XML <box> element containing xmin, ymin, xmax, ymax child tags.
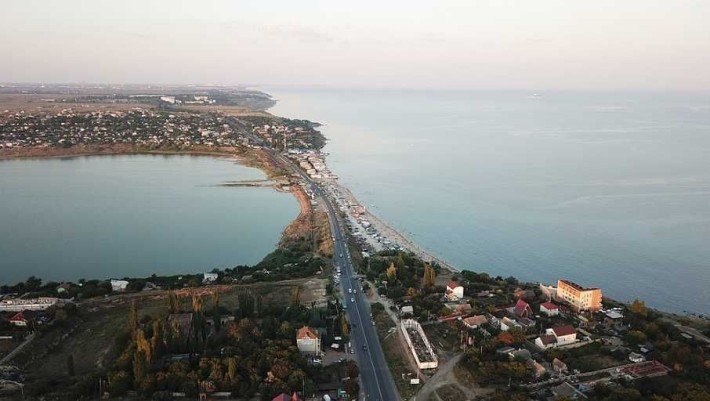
<box><xmin>328</xmin><ymin>181</ymin><xmax>459</xmax><ymax>274</ymax></box>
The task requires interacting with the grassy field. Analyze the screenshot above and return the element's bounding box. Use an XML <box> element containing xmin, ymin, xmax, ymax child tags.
<box><xmin>374</xmin><ymin>313</ymin><xmax>421</xmax><ymax>400</ymax></box>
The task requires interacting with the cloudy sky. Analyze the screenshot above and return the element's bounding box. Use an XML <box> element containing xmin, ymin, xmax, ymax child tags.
<box><xmin>2</xmin><ymin>0</ymin><xmax>709</xmax><ymax>90</ymax></box>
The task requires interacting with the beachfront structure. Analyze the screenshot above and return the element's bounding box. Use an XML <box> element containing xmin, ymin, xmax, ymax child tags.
<box><xmin>401</xmin><ymin>319</ymin><xmax>438</xmax><ymax>369</ymax></box>
<box><xmin>445</xmin><ymin>281</ymin><xmax>464</xmax><ymax>301</ymax></box>
<box><xmin>0</xmin><ymin>297</ymin><xmax>58</xmax><ymax>312</ymax></box>
<box><xmin>540</xmin><ymin>302</ymin><xmax>560</xmax><ymax>316</ymax></box>
<box><xmin>296</xmin><ymin>326</ymin><xmax>321</xmax><ymax>356</ymax></box>
<box><xmin>556</xmin><ymin>279</ymin><xmax>602</xmax><ymax>312</ymax></box>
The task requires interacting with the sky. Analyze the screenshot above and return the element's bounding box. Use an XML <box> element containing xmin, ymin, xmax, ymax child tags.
<box><xmin>2</xmin><ymin>0</ymin><xmax>709</xmax><ymax>90</ymax></box>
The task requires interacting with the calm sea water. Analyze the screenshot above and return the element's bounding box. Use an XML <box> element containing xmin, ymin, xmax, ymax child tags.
<box><xmin>0</xmin><ymin>155</ymin><xmax>298</xmax><ymax>284</ymax></box>
<box><xmin>269</xmin><ymin>89</ymin><xmax>710</xmax><ymax>314</ymax></box>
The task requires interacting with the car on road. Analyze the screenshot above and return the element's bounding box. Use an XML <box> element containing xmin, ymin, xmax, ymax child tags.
<box><xmin>372</xmin><ymin>320</ymin><xmax>376</xmax><ymax>326</ymax></box>
<box><xmin>362</xmin><ymin>344</ymin><xmax>368</xmax><ymax>351</ymax></box>
<box><xmin>348</xmin><ymin>288</ymin><xmax>352</xmax><ymax>294</ymax></box>
<box><xmin>350</xmin><ymin>297</ymin><xmax>355</xmax><ymax>303</ymax></box>
<box><xmin>353</xmin><ymin>289</ymin><xmax>357</xmax><ymax>294</ymax></box>
<box><xmin>339</xmin><ymin>253</ymin><xmax>343</xmax><ymax>258</ymax></box>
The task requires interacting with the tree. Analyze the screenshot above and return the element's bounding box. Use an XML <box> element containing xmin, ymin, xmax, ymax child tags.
<box><xmin>386</xmin><ymin>262</ymin><xmax>397</xmax><ymax>282</ymax></box>
<box><xmin>630</xmin><ymin>299</ymin><xmax>648</xmax><ymax>318</ymax></box>
<box><xmin>396</xmin><ymin>253</ymin><xmax>405</xmax><ymax>269</ymax></box>
<box><xmin>212</xmin><ymin>292</ymin><xmax>222</xmax><ymax>332</ymax></box>
<box><xmin>423</xmin><ymin>263</ymin><xmax>436</xmax><ymax>287</ymax></box>
<box><xmin>133</xmin><ymin>350</ymin><xmax>147</xmax><ymax>389</ymax></box>
<box><xmin>129</xmin><ymin>300</ymin><xmax>139</xmax><ymax>339</ymax></box>
<box><xmin>66</xmin><ymin>354</ymin><xmax>75</xmax><ymax>376</ymax></box>
<box><xmin>151</xmin><ymin>320</ymin><xmax>165</xmax><ymax>361</ymax></box>
<box><xmin>290</xmin><ymin>286</ymin><xmax>301</xmax><ymax>307</ymax></box>
<box><xmin>340</xmin><ymin>314</ymin><xmax>350</xmax><ymax>337</ymax></box>
<box><xmin>345</xmin><ymin>361</ymin><xmax>359</xmax><ymax>378</ymax></box>
<box><xmin>167</xmin><ymin>291</ymin><xmax>180</xmax><ymax>314</ymax></box>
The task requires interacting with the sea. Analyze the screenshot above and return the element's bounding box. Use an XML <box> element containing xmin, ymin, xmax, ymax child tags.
<box><xmin>268</xmin><ymin>88</ymin><xmax>710</xmax><ymax>314</ymax></box>
<box><xmin>0</xmin><ymin>155</ymin><xmax>298</xmax><ymax>284</ymax></box>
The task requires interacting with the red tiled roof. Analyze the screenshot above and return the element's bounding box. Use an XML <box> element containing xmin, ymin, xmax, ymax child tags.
<box><xmin>447</xmin><ymin>281</ymin><xmax>460</xmax><ymax>289</ymax></box>
<box><xmin>9</xmin><ymin>312</ymin><xmax>26</xmax><ymax>322</ymax></box>
<box><xmin>463</xmin><ymin>315</ymin><xmax>488</xmax><ymax>327</ymax></box>
<box><xmin>538</xmin><ymin>334</ymin><xmax>557</xmax><ymax>345</ymax></box>
<box><xmin>541</xmin><ymin>302</ymin><xmax>559</xmax><ymax>310</ymax></box>
<box><xmin>514</xmin><ymin>299</ymin><xmax>531</xmax><ymax>317</ymax></box>
<box><xmin>272</xmin><ymin>394</ymin><xmax>291</xmax><ymax>401</ymax></box>
<box><xmin>297</xmin><ymin>326</ymin><xmax>318</xmax><ymax>340</ymax></box>
<box><xmin>552</xmin><ymin>325</ymin><xmax>576</xmax><ymax>337</ymax></box>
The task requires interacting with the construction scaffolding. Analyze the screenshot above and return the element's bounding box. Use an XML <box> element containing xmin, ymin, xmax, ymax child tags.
<box><xmin>401</xmin><ymin>319</ymin><xmax>438</xmax><ymax>370</ymax></box>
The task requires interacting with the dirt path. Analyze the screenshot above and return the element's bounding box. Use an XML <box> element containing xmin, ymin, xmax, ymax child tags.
<box><xmin>411</xmin><ymin>354</ymin><xmax>463</xmax><ymax>401</ymax></box>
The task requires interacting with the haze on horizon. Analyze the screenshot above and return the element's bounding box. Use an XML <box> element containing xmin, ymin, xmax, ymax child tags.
<box><xmin>2</xmin><ymin>0</ymin><xmax>709</xmax><ymax>91</ymax></box>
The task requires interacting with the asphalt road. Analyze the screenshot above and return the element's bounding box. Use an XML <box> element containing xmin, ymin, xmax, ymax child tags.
<box><xmin>238</xmin><ymin>126</ymin><xmax>400</xmax><ymax>401</ymax></box>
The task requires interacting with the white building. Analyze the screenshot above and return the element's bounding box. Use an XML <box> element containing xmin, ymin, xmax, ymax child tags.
<box><xmin>203</xmin><ymin>273</ymin><xmax>218</xmax><ymax>283</ymax></box>
<box><xmin>500</xmin><ymin>317</ymin><xmax>522</xmax><ymax>332</ymax></box>
<box><xmin>445</xmin><ymin>281</ymin><xmax>464</xmax><ymax>301</ymax></box>
<box><xmin>296</xmin><ymin>326</ymin><xmax>321</xmax><ymax>355</ymax></box>
<box><xmin>540</xmin><ymin>302</ymin><xmax>560</xmax><ymax>316</ymax></box>
<box><xmin>535</xmin><ymin>325</ymin><xmax>577</xmax><ymax>349</ymax></box>
<box><xmin>110</xmin><ymin>279</ymin><xmax>129</xmax><ymax>292</ymax></box>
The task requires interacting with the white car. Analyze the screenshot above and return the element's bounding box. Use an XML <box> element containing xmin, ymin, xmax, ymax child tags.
<box><xmin>351</xmin><ymin>297</ymin><xmax>355</xmax><ymax>303</ymax></box>
<box><xmin>348</xmin><ymin>288</ymin><xmax>352</xmax><ymax>294</ymax></box>
<box><xmin>353</xmin><ymin>289</ymin><xmax>357</xmax><ymax>294</ymax></box>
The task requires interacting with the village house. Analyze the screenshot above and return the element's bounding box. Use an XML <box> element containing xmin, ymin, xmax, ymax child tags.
<box><xmin>604</xmin><ymin>310</ymin><xmax>625</xmax><ymax>330</ymax></box>
<box><xmin>527</xmin><ymin>359</ymin><xmax>547</xmax><ymax>378</ymax></box>
<box><xmin>500</xmin><ymin>317</ymin><xmax>522</xmax><ymax>332</ymax></box>
<box><xmin>551</xmin><ymin>382</ymin><xmax>588</xmax><ymax>400</ymax></box>
<box><xmin>445</xmin><ymin>281</ymin><xmax>464</xmax><ymax>301</ymax></box>
<box><xmin>296</xmin><ymin>326</ymin><xmax>321</xmax><ymax>356</ymax></box>
<box><xmin>9</xmin><ymin>311</ymin><xmax>35</xmax><ymax>327</ymax></box>
<box><xmin>513</xmin><ymin>299</ymin><xmax>533</xmax><ymax>318</ymax></box>
<box><xmin>401</xmin><ymin>305</ymin><xmax>414</xmax><ymax>317</ymax></box>
<box><xmin>203</xmin><ymin>273</ymin><xmax>218</xmax><ymax>284</ymax></box>
<box><xmin>552</xmin><ymin>358</ymin><xmax>569</xmax><ymax>375</ymax></box>
<box><xmin>462</xmin><ymin>315</ymin><xmax>488</xmax><ymax>329</ymax></box>
<box><xmin>535</xmin><ymin>325</ymin><xmax>578</xmax><ymax>349</ymax></box>
<box><xmin>271</xmin><ymin>393</ymin><xmax>301</xmax><ymax>401</ymax></box>
<box><xmin>540</xmin><ymin>302</ymin><xmax>560</xmax><ymax>317</ymax></box>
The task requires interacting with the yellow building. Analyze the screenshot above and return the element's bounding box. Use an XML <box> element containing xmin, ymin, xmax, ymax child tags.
<box><xmin>556</xmin><ymin>279</ymin><xmax>602</xmax><ymax>312</ymax></box>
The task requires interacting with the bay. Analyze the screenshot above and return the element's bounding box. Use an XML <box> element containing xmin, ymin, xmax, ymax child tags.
<box><xmin>0</xmin><ymin>154</ymin><xmax>298</xmax><ymax>284</ymax></box>
<box><xmin>269</xmin><ymin>88</ymin><xmax>710</xmax><ymax>314</ymax></box>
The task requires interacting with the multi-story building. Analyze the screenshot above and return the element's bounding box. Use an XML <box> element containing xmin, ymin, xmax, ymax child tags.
<box><xmin>556</xmin><ymin>279</ymin><xmax>602</xmax><ymax>312</ymax></box>
<box><xmin>296</xmin><ymin>326</ymin><xmax>321</xmax><ymax>355</ymax></box>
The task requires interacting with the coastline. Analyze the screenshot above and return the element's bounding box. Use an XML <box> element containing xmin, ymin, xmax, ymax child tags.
<box><xmin>335</xmin><ymin>184</ymin><xmax>459</xmax><ymax>274</ymax></box>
